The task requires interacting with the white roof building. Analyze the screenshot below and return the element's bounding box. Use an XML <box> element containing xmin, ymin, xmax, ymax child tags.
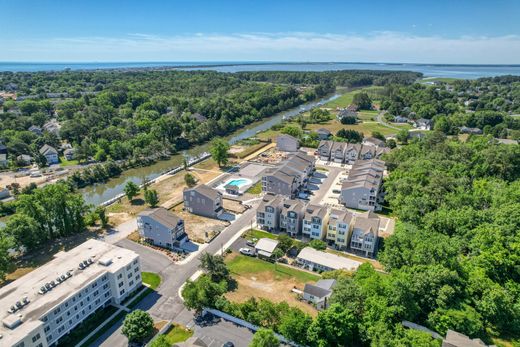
<box><xmin>0</xmin><ymin>239</ymin><xmax>142</xmax><ymax>347</ymax></box>
<box><xmin>254</xmin><ymin>238</ymin><xmax>279</xmax><ymax>258</ymax></box>
<box><xmin>296</xmin><ymin>247</ymin><xmax>361</xmax><ymax>272</ymax></box>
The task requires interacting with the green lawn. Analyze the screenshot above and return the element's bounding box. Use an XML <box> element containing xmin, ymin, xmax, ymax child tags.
<box><xmin>246</xmin><ymin>181</ymin><xmax>262</xmax><ymax>195</ymax></box>
<box><xmin>164</xmin><ymin>324</ymin><xmax>194</xmax><ymax>344</ymax></box>
<box><xmin>325</xmin><ymin>86</ymin><xmax>385</xmax><ymax>109</ymax></box>
<box><xmin>59</xmin><ymin>157</ymin><xmax>79</xmax><ymax>167</ymax></box>
<box><xmin>142</xmin><ymin>272</ymin><xmax>161</xmax><ymax>290</ymax></box>
<box><xmin>226</xmin><ymin>254</ymin><xmax>320</xmax><ymax>282</ymax></box>
<box><xmin>243</xmin><ymin>229</ymin><xmax>278</xmax><ymax>241</ymax></box>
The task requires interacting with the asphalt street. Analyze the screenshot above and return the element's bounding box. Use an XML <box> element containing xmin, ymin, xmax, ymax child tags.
<box><xmin>91</xmin><ymin>206</ymin><xmax>258</xmax><ymax>347</ymax></box>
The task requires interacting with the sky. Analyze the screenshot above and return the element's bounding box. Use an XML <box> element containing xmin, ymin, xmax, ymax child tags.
<box><xmin>1</xmin><ymin>0</ymin><xmax>520</xmax><ymax>64</ymax></box>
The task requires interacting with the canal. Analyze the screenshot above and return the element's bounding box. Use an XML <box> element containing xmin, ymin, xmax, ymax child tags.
<box><xmin>80</xmin><ymin>93</ymin><xmax>340</xmax><ymax>206</ymax></box>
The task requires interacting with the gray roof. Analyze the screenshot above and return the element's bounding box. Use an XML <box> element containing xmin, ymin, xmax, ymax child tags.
<box><xmin>354</xmin><ymin>212</ymin><xmax>380</xmax><ymax>235</ymax></box>
<box><xmin>304</xmin><ymin>204</ymin><xmax>327</xmax><ymax>219</ymax></box>
<box><xmin>318</xmin><ymin>140</ymin><xmax>333</xmax><ymax>151</ymax></box>
<box><xmin>190</xmin><ymin>113</ymin><xmax>208</xmax><ymax>122</ymax></box>
<box><xmin>316</xmin><ymin>128</ymin><xmax>331</xmax><ymax>134</ymax></box>
<box><xmin>39</xmin><ymin>144</ymin><xmax>58</xmax><ymax>155</ymax></box>
<box><xmin>188</xmin><ymin>184</ymin><xmax>221</xmax><ymax>200</ymax></box>
<box><xmin>329</xmin><ymin>209</ymin><xmax>354</xmax><ymax>225</ymax></box>
<box><xmin>139</xmin><ymin>207</ymin><xmax>183</xmax><ymax>229</ymax></box>
<box><xmin>304</xmin><ymin>283</ymin><xmax>331</xmax><ymax>298</ymax></box>
<box><xmin>443</xmin><ymin>330</ymin><xmax>490</xmax><ymax>347</ymax></box>
<box><xmin>316</xmin><ymin>279</ymin><xmax>336</xmax><ymax>290</ymax></box>
<box><xmin>277</xmin><ymin>134</ymin><xmax>298</xmax><ymax>142</ymax></box>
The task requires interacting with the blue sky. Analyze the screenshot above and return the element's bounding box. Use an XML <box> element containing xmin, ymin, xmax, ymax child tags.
<box><xmin>2</xmin><ymin>0</ymin><xmax>520</xmax><ymax>63</ymax></box>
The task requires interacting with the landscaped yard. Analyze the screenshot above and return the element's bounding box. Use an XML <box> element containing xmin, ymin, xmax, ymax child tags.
<box><xmin>225</xmin><ymin>253</ymin><xmax>320</xmax><ymax>315</ymax></box>
<box><xmin>163</xmin><ymin>324</ymin><xmax>193</xmax><ymax>345</ymax></box>
<box><xmin>243</xmin><ymin>228</ymin><xmax>278</xmax><ymax>241</ymax></box>
<box><xmin>142</xmin><ymin>272</ymin><xmax>161</xmax><ymax>289</ymax></box>
<box><xmin>246</xmin><ymin>181</ymin><xmax>262</xmax><ymax>194</ymax></box>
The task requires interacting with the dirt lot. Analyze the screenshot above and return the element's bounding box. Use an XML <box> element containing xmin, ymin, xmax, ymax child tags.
<box><xmin>249</xmin><ymin>147</ymin><xmax>290</xmax><ymax>165</ymax></box>
<box><xmin>223</xmin><ymin>198</ymin><xmax>246</xmax><ymax>214</ymax></box>
<box><xmin>225</xmin><ymin>253</ymin><xmax>319</xmax><ymax>316</ymax></box>
<box><xmin>171</xmin><ymin>203</ymin><xmax>228</xmax><ymax>243</ymax></box>
<box><xmin>107</xmin><ymin>159</ymin><xmax>224</xmax><ymax>226</ymax></box>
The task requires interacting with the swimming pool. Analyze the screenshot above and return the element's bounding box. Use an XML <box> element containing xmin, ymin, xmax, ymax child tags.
<box><xmin>224</xmin><ymin>178</ymin><xmax>251</xmax><ymax>187</ymax></box>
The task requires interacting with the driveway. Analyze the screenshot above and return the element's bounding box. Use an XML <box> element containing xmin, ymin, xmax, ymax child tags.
<box><xmin>310</xmin><ymin>166</ymin><xmax>343</xmax><ymax>205</ymax></box>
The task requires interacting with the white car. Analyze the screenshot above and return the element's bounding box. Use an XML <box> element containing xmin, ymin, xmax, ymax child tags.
<box><xmin>239</xmin><ymin>247</ymin><xmax>254</xmax><ymax>256</ymax></box>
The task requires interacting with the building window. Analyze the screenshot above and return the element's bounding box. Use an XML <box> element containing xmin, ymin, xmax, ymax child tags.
<box><xmin>120</xmin><ymin>289</ymin><xmax>125</xmax><ymax>296</ymax></box>
<box><xmin>118</xmin><ymin>281</ymin><xmax>124</xmax><ymax>288</ymax></box>
<box><xmin>32</xmin><ymin>333</ymin><xmax>41</xmax><ymax>342</ymax></box>
<box><xmin>117</xmin><ymin>273</ymin><xmax>123</xmax><ymax>279</ymax></box>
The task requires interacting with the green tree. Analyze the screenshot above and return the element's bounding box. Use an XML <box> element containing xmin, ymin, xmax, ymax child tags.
<box><xmin>340</xmin><ymin>116</ymin><xmax>357</xmax><ymax>125</ymax></box>
<box><xmin>182</xmin><ymin>275</ymin><xmax>227</xmax><ymax>312</ymax></box>
<box><xmin>250</xmin><ymin>328</ymin><xmax>280</xmax><ymax>347</ymax></box>
<box><xmin>396</xmin><ymin>129</ymin><xmax>409</xmax><ymax>144</ymax></box>
<box><xmin>277</xmin><ymin>234</ymin><xmax>294</xmax><ymax>253</ymax></box>
<box><xmin>307</xmin><ymin>304</ymin><xmax>356</xmax><ymax>347</ymax></box>
<box><xmin>386</xmin><ymin>138</ymin><xmax>397</xmax><ymax>149</ymax></box>
<box><xmin>150</xmin><ymin>335</ymin><xmax>170</xmax><ymax>347</ymax></box>
<box><xmin>371</xmin><ymin>131</ymin><xmax>386</xmax><ymax>141</ymax></box>
<box><xmin>184</xmin><ymin>173</ymin><xmax>197</xmax><ymax>187</ymax></box>
<box><xmin>352</xmin><ymin>92</ymin><xmax>372</xmax><ymax>110</ymax></box>
<box><xmin>210</xmin><ymin>137</ymin><xmax>230</xmax><ymax>167</ymax></box>
<box><xmin>281</xmin><ymin>124</ymin><xmax>303</xmax><ymax>138</ymax></box>
<box><xmin>144</xmin><ymin>189</ymin><xmax>159</xmax><ymax>207</ymax></box>
<box><xmin>279</xmin><ymin>308</ymin><xmax>312</xmax><ymax>345</ymax></box>
<box><xmin>336</xmin><ymin>129</ymin><xmax>363</xmax><ymax>143</ymax></box>
<box><xmin>199</xmin><ymin>252</ymin><xmax>230</xmax><ymax>283</ymax></box>
<box><xmin>4</xmin><ymin>214</ymin><xmax>40</xmax><ymax>251</ymax></box>
<box><xmin>95</xmin><ymin>206</ymin><xmax>109</xmax><ymax>228</ymax></box>
<box><xmin>124</xmin><ymin>181</ymin><xmax>140</xmax><ymax>202</ymax></box>
<box><xmin>309</xmin><ymin>239</ymin><xmax>327</xmax><ymax>251</ymax></box>
<box><xmin>0</xmin><ymin>236</ymin><xmax>13</xmax><ymax>280</ymax></box>
<box><xmin>122</xmin><ymin>309</ymin><xmax>154</xmax><ymax>342</ymax></box>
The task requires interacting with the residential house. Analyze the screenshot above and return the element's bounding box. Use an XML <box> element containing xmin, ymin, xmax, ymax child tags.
<box><xmin>359</xmin><ymin>144</ymin><xmax>377</xmax><ymax>160</ymax></box>
<box><xmin>303</xmin><ymin>279</ymin><xmax>336</xmax><ymax>310</ymax></box>
<box><xmin>302</xmin><ymin>204</ymin><xmax>328</xmax><ymax>240</ymax></box>
<box><xmin>137</xmin><ymin>208</ymin><xmax>188</xmax><ymax>250</ymax></box>
<box><xmin>183</xmin><ymin>184</ymin><xmax>223</xmax><ymax>218</ymax></box>
<box><xmin>0</xmin><ymin>143</ymin><xmax>7</xmax><ymax>167</ymax></box>
<box><xmin>459</xmin><ymin>126</ymin><xmax>483</xmax><ymax>134</ymax></box>
<box><xmin>442</xmin><ymin>330</ymin><xmax>492</xmax><ymax>347</ymax></box>
<box><xmin>337</xmin><ymin>109</ymin><xmax>357</xmax><ymax>121</ymax></box>
<box><xmin>340</xmin><ymin>159</ymin><xmax>385</xmax><ymax>211</ymax></box>
<box><xmin>326</xmin><ymin>209</ymin><xmax>354</xmax><ymax>250</ymax></box>
<box><xmin>279</xmin><ymin>198</ymin><xmax>306</xmax><ymax>237</ymax></box>
<box><xmin>254</xmin><ymin>238</ymin><xmax>279</xmax><ymax>259</ymax></box>
<box><xmin>256</xmin><ymin>194</ymin><xmax>284</xmax><ymax>232</ymax></box>
<box><xmin>331</xmin><ymin>142</ymin><xmax>348</xmax><ymax>163</ymax></box>
<box><xmin>16</xmin><ymin>154</ymin><xmax>32</xmax><ymax>165</ymax></box>
<box><xmin>316</xmin><ymin>128</ymin><xmax>332</xmax><ymax>140</ymax></box>
<box><xmin>28</xmin><ymin>125</ymin><xmax>43</xmax><ymax>136</ymax></box>
<box><xmin>39</xmin><ymin>144</ymin><xmax>59</xmax><ymax>165</ymax></box>
<box><xmin>350</xmin><ymin>211</ymin><xmax>380</xmax><ymax>257</ymax></box>
<box><xmin>362</xmin><ymin>137</ymin><xmax>386</xmax><ymax>148</ymax></box>
<box><xmin>276</xmin><ymin>134</ymin><xmax>299</xmax><ymax>152</ymax></box>
<box><xmin>317</xmin><ymin>140</ymin><xmax>333</xmax><ymax>161</ymax></box>
<box><xmin>189</xmin><ymin>113</ymin><xmax>208</xmax><ymax>122</ymax></box>
<box><xmin>262</xmin><ymin>151</ymin><xmax>315</xmax><ymax>198</ymax></box>
<box><xmin>393</xmin><ymin>115</ymin><xmax>409</xmax><ymax>123</ymax></box>
<box><xmin>296</xmin><ymin>247</ymin><xmax>361</xmax><ymax>272</ymax></box>
<box><xmin>342</xmin><ymin>143</ymin><xmax>360</xmax><ymax>164</ymax></box>
<box><xmin>64</xmin><ymin>148</ymin><xmax>76</xmax><ymax>161</ymax></box>
<box><xmin>414</xmin><ymin>118</ymin><xmax>433</xmax><ymax>130</ymax></box>
<box><xmin>43</xmin><ymin>119</ymin><xmax>61</xmax><ymax>136</ymax></box>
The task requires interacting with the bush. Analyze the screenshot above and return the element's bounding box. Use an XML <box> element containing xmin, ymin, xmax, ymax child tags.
<box><xmin>121</xmin><ymin>309</ymin><xmax>154</xmax><ymax>342</ymax></box>
<box><xmin>309</xmin><ymin>239</ymin><xmax>327</xmax><ymax>251</ymax></box>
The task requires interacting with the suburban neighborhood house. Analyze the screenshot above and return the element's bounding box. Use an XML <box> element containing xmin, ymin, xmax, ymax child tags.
<box><xmin>296</xmin><ymin>247</ymin><xmax>361</xmax><ymax>272</ymax></box>
<box><xmin>318</xmin><ymin>140</ymin><xmax>387</xmax><ymax>164</ymax></box>
<box><xmin>349</xmin><ymin>211</ymin><xmax>380</xmax><ymax>257</ymax></box>
<box><xmin>302</xmin><ymin>204</ymin><xmax>328</xmax><ymax>240</ymax></box>
<box><xmin>303</xmin><ymin>279</ymin><xmax>336</xmax><ymax>310</ymax></box>
<box><xmin>340</xmin><ymin>159</ymin><xmax>386</xmax><ymax>211</ymax></box>
<box><xmin>137</xmin><ymin>207</ymin><xmax>188</xmax><ymax>250</ymax></box>
<box><xmin>279</xmin><ymin>198</ymin><xmax>306</xmax><ymax>237</ymax></box>
<box><xmin>256</xmin><ymin>194</ymin><xmax>284</xmax><ymax>232</ymax></box>
<box><xmin>183</xmin><ymin>184</ymin><xmax>223</xmax><ymax>218</ymax></box>
<box><xmin>276</xmin><ymin>134</ymin><xmax>300</xmax><ymax>152</ymax></box>
<box><xmin>0</xmin><ymin>143</ymin><xmax>7</xmax><ymax>167</ymax></box>
<box><xmin>254</xmin><ymin>238</ymin><xmax>279</xmax><ymax>259</ymax></box>
<box><xmin>326</xmin><ymin>209</ymin><xmax>354</xmax><ymax>250</ymax></box>
<box><xmin>0</xmin><ymin>239</ymin><xmax>142</xmax><ymax>347</ymax></box>
<box><xmin>39</xmin><ymin>144</ymin><xmax>59</xmax><ymax>165</ymax></box>
<box><xmin>261</xmin><ymin>151</ymin><xmax>315</xmax><ymax>198</ymax></box>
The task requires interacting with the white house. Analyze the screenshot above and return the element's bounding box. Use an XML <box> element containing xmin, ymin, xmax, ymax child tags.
<box><xmin>303</xmin><ymin>279</ymin><xmax>336</xmax><ymax>310</ymax></box>
<box><xmin>254</xmin><ymin>238</ymin><xmax>279</xmax><ymax>259</ymax></box>
<box><xmin>39</xmin><ymin>144</ymin><xmax>59</xmax><ymax>165</ymax></box>
<box><xmin>296</xmin><ymin>247</ymin><xmax>361</xmax><ymax>272</ymax></box>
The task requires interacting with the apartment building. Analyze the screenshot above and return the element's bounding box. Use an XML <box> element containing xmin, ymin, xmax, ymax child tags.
<box><xmin>0</xmin><ymin>239</ymin><xmax>141</xmax><ymax>347</ymax></box>
<box><xmin>326</xmin><ymin>209</ymin><xmax>354</xmax><ymax>250</ymax></box>
<box><xmin>137</xmin><ymin>207</ymin><xmax>188</xmax><ymax>250</ymax></box>
<box><xmin>262</xmin><ymin>151</ymin><xmax>315</xmax><ymax>198</ymax></box>
<box><xmin>302</xmin><ymin>204</ymin><xmax>329</xmax><ymax>240</ymax></box>
<box><xmin>340</xmin><ymin>159</ymin><xmax>385</xmax><ymax>211</ymax></box>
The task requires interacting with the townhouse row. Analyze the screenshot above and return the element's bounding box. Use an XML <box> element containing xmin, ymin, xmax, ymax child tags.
<box><xmin>261</xmin><ymin>151</ymin><xmax>316</xmax><ymax>198</ymax></box>
<box><xmin>340</xmin><ymin>159</ymin><xmax>386</xmax><ymax>211</ymax></box>
<box><xmin>256</xmin><ymin>193</ymin><xmax>380</xmax><ymax>257</ymax></box>
<box><xmin>317</xmin><ymin>140</ymin><xmax>388</xmax><ymax>164</ymax></box>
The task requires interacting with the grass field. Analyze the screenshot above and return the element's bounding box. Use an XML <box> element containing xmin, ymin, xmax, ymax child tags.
<box><xmin>142</xmin><ymin>272</ymin><xmax>161</xmax><ymax>289</ymax></box>
<box><xmin>325</xmin><ymin>86</ymin><xmax>385</xmax><ymax>109</ymax></box>
<box><xmin>243</xmin><ymin>228</ymin><xmax>278</xmax><ymax>241</ymax></box>
<box><xmin>307</xmin><ymin>119</ymin><xmax>409</xmax><ymax>136</ymax></box>
<box><xmin>163</xmin><ymin>324</ymin><xmax>193</xmax><ymax>345</ymax></box>
<box><xmin>59</xmin><ymin>157</ymin><xmax>79</xmax><ymax>167</ymax></box>
<box><xmin>227</xmin><ymin>253</ymin><xmax>319</xmax><ymax>283</ymax></box>
<box><xmin>246</xmin><ymin>181</ymin><xmax>262</xmax><ymax>194</ymax></box>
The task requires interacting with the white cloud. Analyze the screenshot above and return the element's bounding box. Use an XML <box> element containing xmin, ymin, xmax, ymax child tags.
<box><xmin>2</xmin><ymin>32</ymin><xmax>520</xmax><ymax>63</ymax></box>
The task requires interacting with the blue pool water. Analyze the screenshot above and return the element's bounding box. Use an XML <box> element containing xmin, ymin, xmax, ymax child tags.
<box><xmin>226</xmin><ymin>179</ymin><xmax>249</xmax><ymax>187</ymax></box>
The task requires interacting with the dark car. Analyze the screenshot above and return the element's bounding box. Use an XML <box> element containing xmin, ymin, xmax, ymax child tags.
<box><xmin>222</xmin><ymin>342</ymin><xmax>235</xmax><ymax>347</ymax></box>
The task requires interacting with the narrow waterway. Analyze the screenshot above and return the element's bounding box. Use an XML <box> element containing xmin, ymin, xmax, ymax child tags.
<box><xmin>79</xmin><ymin>93</ymin><xmax>340</xmax><ymax>206</ymax></box>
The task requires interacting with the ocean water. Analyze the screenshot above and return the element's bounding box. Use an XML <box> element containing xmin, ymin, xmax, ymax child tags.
<box><xmin>1</xmin><ymin>62</ymin><xmax>520</xmax><ymax>79</ymax></box>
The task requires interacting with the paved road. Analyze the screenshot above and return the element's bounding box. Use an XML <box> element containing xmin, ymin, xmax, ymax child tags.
<box><xmin>92</xmin><ymin>206</ymin><xmax>258</xmax><ymax>347</ymax></box>
<box><xmin>375</xmin><ymin>112</ymin><xmax>401</xmax><ymax>131</ymax></box>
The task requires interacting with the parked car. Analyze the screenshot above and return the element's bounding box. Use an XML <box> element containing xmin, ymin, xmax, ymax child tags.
<box><xmin>222</xmin><ymin>342</ymin><xmax>235</xmax><ymax>347</ymax></box>
<box><xmin>246</xmin><ymin>240</ymin><xmax>256</xmax><ymax>247</ymax></box>
<box><xmin>239</xmin><ymin>247</ymin><xmax>254</xmax><ymax>256</ymax></box>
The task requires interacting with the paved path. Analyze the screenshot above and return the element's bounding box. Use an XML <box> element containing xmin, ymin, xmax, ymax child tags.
<box><xmin>376</xmin><ymin>112</ymin><xmax>401</xmax><ymax>131</ymax></box>
<box><xmin>92</xmin><ymin>206</ymin><xmax>259</xmax><ymax>347</ymax></box>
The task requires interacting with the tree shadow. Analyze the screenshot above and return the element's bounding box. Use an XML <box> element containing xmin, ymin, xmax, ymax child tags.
<box><xmin>130</xmin><ymin>198</ymin><xmax>145</xmax><ymax>206</ymax></box>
